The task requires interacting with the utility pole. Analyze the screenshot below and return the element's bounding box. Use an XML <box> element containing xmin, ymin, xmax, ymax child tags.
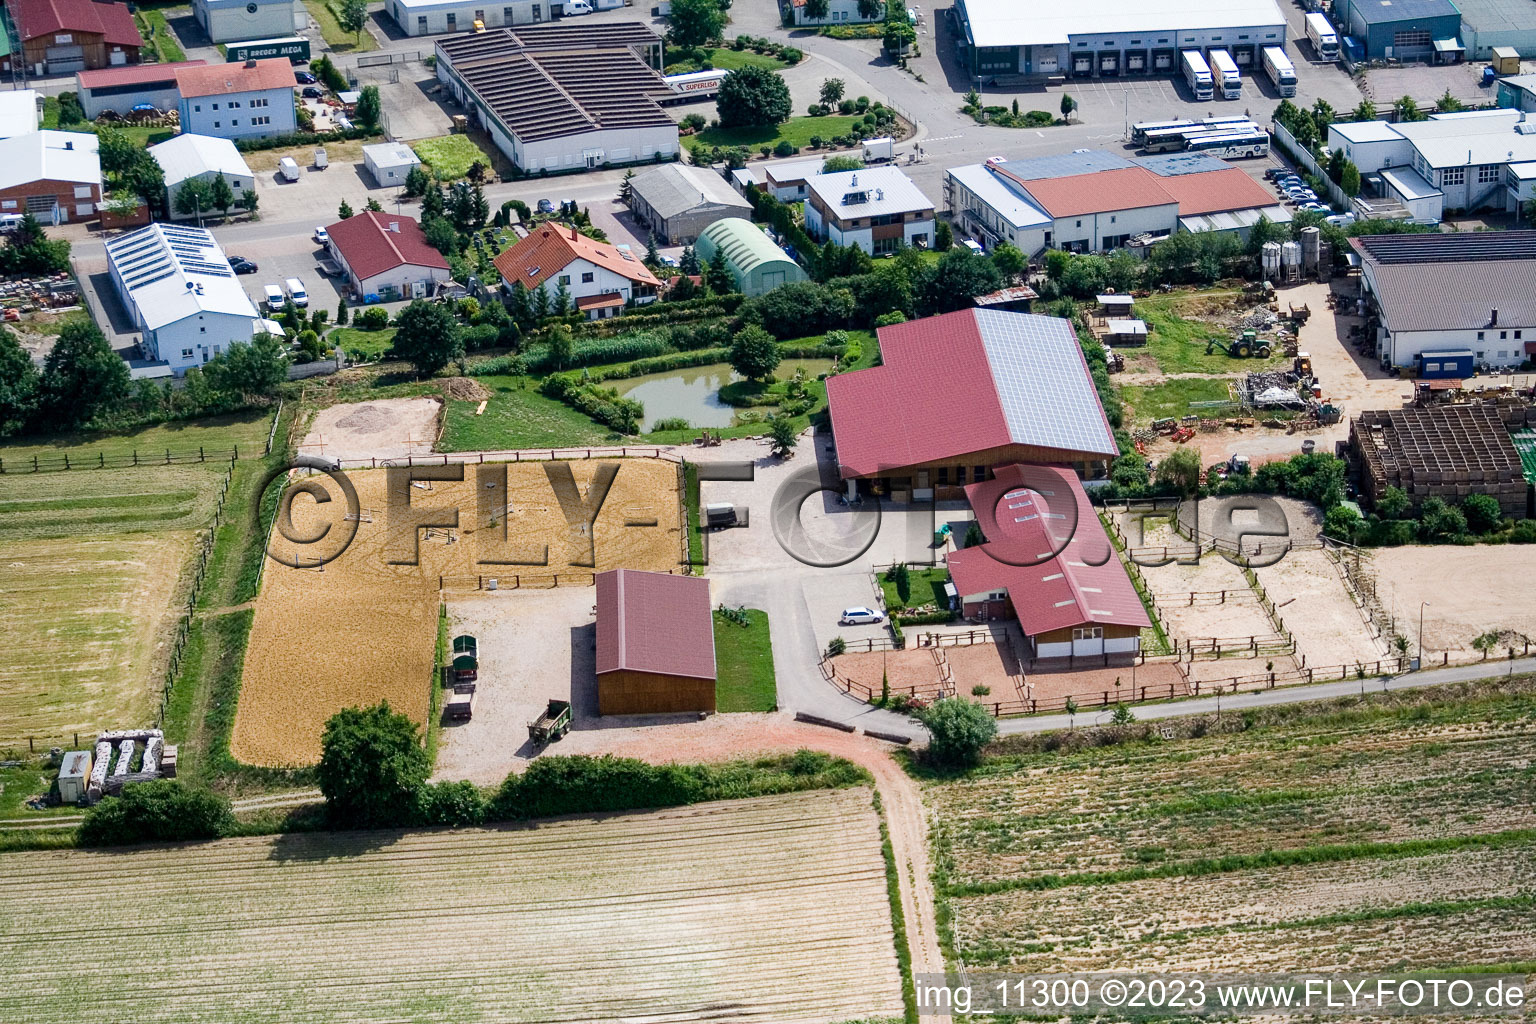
<box><xmin>1418</xmin><ymin>601</ymin><xmax>1427</xmax><ymax>666</ymax></box>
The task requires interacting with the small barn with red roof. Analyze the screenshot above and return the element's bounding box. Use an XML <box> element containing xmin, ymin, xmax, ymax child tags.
<box><xmin>324</xmin><ymin>211</ymin><xmax>452</xmax><ymax>303</ymax></box>
<box><xmin>9</xmin><ymin>0</ymin><xmax>142</xmax><ymax>73</ymax></box>
<box><xmin>595</xmin><ymin>569</ymin><xmax>716</xmax><ymax>715</ymax></box>
<box><xmin>824</xmin><ymin>308</ymin><xmax>1118</xmax><ymax>501</ymax></box>
<box><xmin>945</xmin><ymin>464</ymin><xmax>1150</xmax><ymax>659</ymax></box>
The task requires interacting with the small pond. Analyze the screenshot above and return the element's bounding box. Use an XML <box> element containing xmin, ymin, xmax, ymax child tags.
<box><xmin>611</xmin><ymin>359</ymin><xmax>837</xmax><ymax>431</ymax></box>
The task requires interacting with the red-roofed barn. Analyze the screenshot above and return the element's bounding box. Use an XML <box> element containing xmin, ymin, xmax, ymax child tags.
<box><xmin>595</xmin><ymin>569</ymin><xmax>716</xmax><ymax>715</ymax></box>
<box><xmin>945</xmin><ymin>464</ymin><xmax>1150</xmax><ymax>659</ymax></box>
<box><xmin>824</xmin><ymin>308</ymin><xmax>1118</xmax><ymax>501</ymax></box>
<box><xmin>8</xmin><ymin>0</ymin><xmax>143</xmax><ymax>74</ymax></box>
<box><xmin>324</xmin><ymin>211</ymin><xmax>452</xmax><ymax>303</ymax></box>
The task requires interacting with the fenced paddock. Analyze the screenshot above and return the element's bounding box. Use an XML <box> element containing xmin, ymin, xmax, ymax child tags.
<box><xmin>0</xmin><ymin>788</ymin><xmax>903</xmax><ymax>1024</ymax></box>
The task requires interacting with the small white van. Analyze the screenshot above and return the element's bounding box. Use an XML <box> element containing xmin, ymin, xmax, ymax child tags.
<box><xmin>562</xmin><ymin>0</ymin><xmax>593</xmax><ymax>14</ymax></box>
<box><xmin>262</xmin><ymin>284</ymin><xmax>284</xmax><ymax>310</ymax></box>
<box><xmin>285</xmin><ymin>278</ymin><xmax>309</xmax><ymax>308</ymax></box>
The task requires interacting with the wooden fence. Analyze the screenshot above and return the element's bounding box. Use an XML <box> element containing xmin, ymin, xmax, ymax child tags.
<box><xmin>0</xmin><ymin>446</ymin><xmax>243</xmax><ymax>474</ymax></box>
<box><xmin>335</xmin><ymin>446</ymin><xmax>687</xmax><ymax>471</ymax></box>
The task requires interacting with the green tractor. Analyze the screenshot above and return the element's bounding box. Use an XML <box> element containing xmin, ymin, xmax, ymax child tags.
<box><xmin>1206</xmin><ymin>329</ymin><xmax>1273</xmax><ymax>359</ymax></box>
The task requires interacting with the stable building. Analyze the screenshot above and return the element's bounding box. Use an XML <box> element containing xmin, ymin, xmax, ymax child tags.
<box><xmin>0</xmin><ymin>130</ymin><xmax>100</xmax><ymax>225</ymax></box>
<box><xmin>694</xmin><ymin>218</ymin><xmax>805</xmax><ymax>297</ymax></box>
<box><xmin>825</xmin><ymin>308</ymin><xmax>1119</xmax><ymax>500</ymax></box>
<box><xmin>325</xmin><ymin>210</ymin><xmax>452</xmax><ymax>302</ymax></box>
<box><xmin>1334</xmin><ymin>0</ymin><xmax>1462</xmax><ymax>61</ymax></box>
<box><xmin>8</xmin><ymin>0</ymin><xmax>142</xmax><ymax>74</ymax></box>
<box><xmin>105</xmin><ymin>223</ymin><xmax>262</xmax><ymax>376</ymax></box>
<box><xmin>149</xmin><ymin>134</ymin><xmax>254</xmax><ymax>220</ymax></box>
<box><xmin>1353</xmin><ymin>231</ymin><xmax>1536</xmax><ymax>371</ymax></box>
<box><xmin>954</xmin><ymin>0</ymin><xmax>1286</xmax><ymax>79</ymax></box>
<box><xmin>493</xmin><ymin>222</ymin><xmax>661</xmax><ymax>318</ymax></box>
<box><xmin>175</xmin><ymin>58</ymin><xmax>297</xmax><ymax>141</ymax></box>
<box><xmin>946</xmin><ymin>463</ymin><xmax>1151</xmax><ymax>657</ymax></box>
<box><xmin>389</xmin><ymin>0</ymin><xmax>549</xmax><ymax>36</ymax></box>
<box><xmin>76</xmin><ymin>60</ymin><xmax>208</xmax><ymax>119</ymax></box>
<box><xmin>803</xmin><ymin>166</ymin><xmax>934</xmax><ymax>255</ymax></box>
<box><xmin>435</xmin><ymin>23</ymin><xmax>677</xmax><ymax>174</ymax></box>
<box><xmin>595</xmin><ymin>569</ymin><xmax>716</xmax><ymax>715</ymax></box>
<box><xmin>628</xmin><ymin>163</ymin><xmax>752</xmax><ymax>244</ymax></box>
<box><xmin>192</xmin><ymin>0</ymin><xmax>302</xmax><ymax>43</ymax></box>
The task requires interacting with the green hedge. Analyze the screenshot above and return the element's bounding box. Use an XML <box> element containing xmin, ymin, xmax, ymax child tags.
<box><xmin>235</xmin><ymin>127</ymin><xmax>379</xmax><ymax>152</ymax></box>
<box><xmin>539</xmin><ymin>373</ymin><xmax>643</xmax><ymax>433</ymax></box>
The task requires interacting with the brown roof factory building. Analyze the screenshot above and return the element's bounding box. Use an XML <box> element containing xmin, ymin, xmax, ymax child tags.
<box><xmin>595</xmin><ymin>569</ymin><xmax>716</xmax><ymax>715</ymax></box>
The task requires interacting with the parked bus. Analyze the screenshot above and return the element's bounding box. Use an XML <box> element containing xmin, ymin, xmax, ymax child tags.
<box><xmin>1181</xmin><ymin>50</ymin><xmax>1214</xmax><ymax>102</ymax></box>
<box><xmin>1142</xmin><ymin>125</ymin><xmax>1201</xmax><ymax>152</ymax></box>
<box><xmin>1261</xmin><ymin>45</ymin><xmax>1297</xmax><ymax>97</ymax></box>
<box><xmin>1208</xmin><ymin>49</ymin><xmax>1242</xmax><ymax>99</ymax></box>
<box><xmin>1141</xmin><ymin>120</ymin><xmax>1259</xmax><ymax>152</ymax></box>
<box><xmin>661</xmin><ymin>68</ymin><xmax>729</xmax><ymax>103</ymax></box>
<box><xmin>1186</xmin><ymin>129</ymin><xmax>1271</xmax><ymax>159</ymax></box>
<box><xmin>1131</xmin><ymin>118</ymin><xmax>1196</xmax><ymax>145</ymax></box>
<box><xmin>1305</xmin><ymin>12</ymin><xmax>1339</xmax><ymax>61</ymax></box>
<box><xmin>1200</xmin><ymin>115</ymin><xmax>1259</xmax><ymax>130</ymax></box>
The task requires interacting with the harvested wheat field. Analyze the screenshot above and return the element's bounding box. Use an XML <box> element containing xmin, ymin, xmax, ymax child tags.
<box><xmin>0</xmin><ymin>788</ymin><xmax>902</xmax><ymax>1024</ymax></box>
<box><xmin>234</xmin><ymin>459</ymin><xmax>683</xmax><ymax>765</ymax></box>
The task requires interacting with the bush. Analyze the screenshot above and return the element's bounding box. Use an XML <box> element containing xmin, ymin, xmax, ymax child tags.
<box><xmin>916</xmin><ymin>698</ymin><xmax>997</xmax><ymax>769</ymax></box>
<box><xmin>78</xmin><ymin>781</ymin><xmax>234</xmax><ymax>846</ymax></box>
<box><xmin>317</xmin><ymin>703</ymin><xmax>431</xmax><ymax>828</ymax></box>
<box><xmin>416</xmin><ymin>780</ymin><xmax>486</xmax><ymax>827</ymax></box>
<box><xmin>357</xmin><ymin>306</ymin><xmax>391</xmax><ymax>330</ymax></box>
<box><xmin>539</xmin><ymin>372</ymin><xmax>643</xmax><ymax>433</ymax></box>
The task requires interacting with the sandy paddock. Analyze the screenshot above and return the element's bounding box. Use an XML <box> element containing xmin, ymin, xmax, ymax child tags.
<box><xmin>300</xmin><ymin>398</ymin><xmax>443</xmax><ymax>463</ymax></box>
<box><xmin>1133</xmin><ymin>549</ymin><xmax>1277</xmax><ymax>646</ymax></box>
<box><xmin>233</xmin><ymin>459</ymin><xmax>683</xmax><ymax>766</ymax></box>
<box><xmin>1255</xmin><ymin>549</ymin><xmax>1387</xmax><ymax>669</ymax></box>
<box><xmin>1367</xmin><ymin>546</ymin><xmax>1536</xmax><ymax>658</ymax></box>
<box><xmin>1025</xmin><ymin>662</ymin><xmax>1187</xmax><ymax>704</ymax></box>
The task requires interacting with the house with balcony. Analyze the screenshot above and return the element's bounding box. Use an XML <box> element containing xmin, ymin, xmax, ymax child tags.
<box><xmin>803</xmin><ymin>166</ymin><xmax>934</xmax><ymax>255</ymax></box>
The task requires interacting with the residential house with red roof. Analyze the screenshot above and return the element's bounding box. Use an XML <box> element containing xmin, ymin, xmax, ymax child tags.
<box><xmin>595</xmin><ymin>569</ymin><xmax>716</xmax><ymax>715</ymax></box>
<box><xmin>492</xmin><ymin>222</ymin><xmax>660</xmax><ymax>319</ymax></box>
<box><xmin>824</xmin><ymin>307</ymin><xmax>1119</xmax><ymax>501</ymax></box>
<box><xmin>946</xmin><ymin>149</ymin><xmax>1289</xmax><ymax>253</ymax></box>
<box><xmin>945</xmin><ymin>464</ymin><xmax>1150</xmax><ymax>659</ymax></box>
<box><xmin>175</xmin><ymin>59</ymin><xmax>297</xmax><ymax>141</ymax></box>
<box><xmin>8</xmin><ymin>0</ymin><xmax>142</xmax><ymax>74</ymax></box>
<box><xmin>324</xmin><ymin>211</ymin><xmax>452</xmax><ymax>303</ymax></box>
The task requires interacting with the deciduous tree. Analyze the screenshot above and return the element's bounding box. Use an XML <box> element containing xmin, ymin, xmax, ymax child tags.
<box><xmin>317</xmin><ymin>703</ymin><xmax>430</xmax><ymax>828</ymax></box>
<box><xmin>391</xmin><ymin>299</ymin><xmax>463</xmax><ymax>376</ymax></box>
<box><xmin>716</xmin><ymin>66</ymin><xmax>792</xmax><ymax>128</ymax></box>
<box><xmin>729</xmin><ymin>324</ymin><xmax>781</xmax><ymax>380</ymax></box>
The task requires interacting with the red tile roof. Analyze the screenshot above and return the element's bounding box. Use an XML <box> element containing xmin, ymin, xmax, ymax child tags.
<box><xmin>595</xmin><ymin>569</ymin><xmax>716</xmax><ymax>680</ymax></box>
<box><xmin>946</xmin><ymin>465</ymin><xmax>1150</xmax><ymax>636</ymax></box>
<box><xmin>1007</xmin><ymin>166</ymin><xmax>1176</xmax><ymax>219</ymax></box>
<box><xmin>575</xmin><ymin>292</ymin><xmax>625</xmax><ymax>310</ymax></box>
<box><xmin>323</xmin><ymin>211</ymin><xmax>449</xmax><ymax>282</ymax></box>
<box><xmin>174</xmin><ymin>58</ymin><xmax>295</xmax><ymax>98</ymax></box>
<box><xmin>10</xmin><ymin>0</ymin><xmax>142</xmax><ymax>47</ymax></box>
<box><xmin>78</xmin><ymin>60</ymin><xmax>206</xmax><ymax>90</ymax></box>
<box><xmin>824</xmin><ymin>309</ymin><xmax>1117</xmax><ymax>480</ymax></box>
<box><xmin>1156</xmin><ymin>166</ymin><xmax>1279</xmax><ymax>216</ymax></box>
<box><xmin>493</xmin><ymin>223</ymin><xmax>661</xmax><ymax>292</ymax></box>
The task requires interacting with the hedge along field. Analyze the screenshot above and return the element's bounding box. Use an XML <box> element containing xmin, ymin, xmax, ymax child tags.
<box><xmin>0</xmin><ymin>788</ymin><xmax>903</xmax><ymax>1023</ymax></box>
<box><xmin>0</xmin><ymin>465</ymin><xmax>230</xmax><ymax>741</ymax></box>
<box><xmin>928</xmin><ymin>686</ymin><xmax>1536</xmax><ymax>973</ymax></box>
<box><xmin>233</xmin><ymin>459</ymin><xmax>684</xmax><ymax>766</ymax></box>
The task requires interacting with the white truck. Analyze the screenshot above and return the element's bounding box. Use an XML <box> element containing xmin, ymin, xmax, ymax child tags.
<box><xmin>278</xmin><ymin>156</ymin><xmax>300</xmax><ymax>182</ymax></box>
<box><xmin>1181</xmin><ymin>50</ymin><xmax>1214</xmax><ymax>102</ymax></box>
<box><xmin>1305</xmin><ymin>12</ymin><xmax>1339</xmax><ymax>61</ymax></box>
<box><xmin>1261</xmin><ymin>45</ymin><xmax>1297</xmax><ymax>97</ymax></box>
<box><xmin>1209</xmin><ymin>48</ymin><xmax>1242</xmax><ymax>99</ymax></box>
<box><xmin>861</xmin><ymin>136</ymin><xmax>894</xmax><ymax>163</ymax></box>
<box><xmin>661</xmin><ymin>68</ymin><xmax>729</xmax><ymax>103</ymax></box>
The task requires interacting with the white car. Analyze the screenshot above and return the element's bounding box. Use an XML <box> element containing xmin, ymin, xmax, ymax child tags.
<box><xmin>285</xmin><ymin>277</ymin><xmax>309</xmax><ymax>308</ymax></box>
<box><xmin>839</xmin><ymin>606</ymin><xmax>884</xmax><ymax>625</ymax></box>
<box><xmin>262</xmin><ymin>283</ymin><xmax>284</xmax><ymax>310</ymax></box>
<box><xmin>313</xmin><ymin>227</ymin><xmax>329</xmax><ymax>245</ymax></box>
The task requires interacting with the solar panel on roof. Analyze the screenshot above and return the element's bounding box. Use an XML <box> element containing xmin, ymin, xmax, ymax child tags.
<box><xmin>974</xmin><ymin>311</ymin><xmax>1117</xmax><ymax>457</ymax></box>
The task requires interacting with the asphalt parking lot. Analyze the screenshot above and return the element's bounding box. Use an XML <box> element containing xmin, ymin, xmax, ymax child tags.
<box><xmin>229</xmin><ymin>236</ymin><xmax>348</xmax><ymax>318</ymax></box>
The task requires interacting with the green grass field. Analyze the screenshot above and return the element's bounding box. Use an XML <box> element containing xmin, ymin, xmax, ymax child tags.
<box><xmin>0</xmin><ymin>465</ymin><xmax>227</xmax><ymax>540</ymax></box>
<box><xmin>412</xmin><ymin>134</ymin><xmax>494</xmax><ymax>181</ymax></box>
<box><xmin>439</xmin><ymin>375</ymin><xmax>616</xmax><ymax>450</ymax></box>
<box><xmin>137</xmin><ymin>9</ymin><xmax>186</xmax><ymax>62</ymax></box>
<box><xmin>1135</xmin><ymin>293</ymin><xmax>1287</xmax><ymax>374</ymax></box>
<box><xmin>664</xmin><ymin>47</ymin><xmax>790</xmax><ymax>75</ymax></box>
<box><xmin>690</xmin><ymin>115</ymin><xmax>865</xmax><ymax>154</ymax></box>
<box><xmin>927</xmin><ymin>680</ymin><xmax>1536</xmax><ymax>974</ymax></box>
<box><xmin>879</xmin><ymin>566</ymin><xmax>948</xmax><ymax>611</ymax></box>
<box><xmin>330</xmin><ymin>326</ymin><xmax>396</xmax><ymax>361</ymax></box>
<box><xmin>1120</xmin><ymin>378</ymin><xmax>1233</xmax><ymax>425</ymax></box>
<box><xmin>303</xmin><ymin>0</ymin><xmax>377</xmax><ymax>51</ymax></box>
<box><xmin>0</xmin><ymin>410</ymin><xmax>273</xmax><ymax>468</ymax></box>
<box><xmin>713</xmin><ymin>609</ymin><xmax>777</xmax><ymax>712</ymax></box>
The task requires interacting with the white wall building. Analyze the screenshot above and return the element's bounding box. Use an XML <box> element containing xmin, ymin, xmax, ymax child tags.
<box><xmin>175</xmin><ymin>59</ymin><xmax>297</xmax><ymax>141</ymax></box>
<box><xmin>781</xmin><ymin>0</ymin><xmax>881</xmax><ymax>28</ymax></box>
<box><xmin>493</xmin><ymin>223</ymin><xmax>662</xmax><ymax>319</ymax></box>
<box><xmin>804</xmin><ymin>167</ymin><xmax>935</xmax><ymax>254</ymax></box>
<box><xmin>76</xmin><ymin>61</ymin><xmax>207</xmax><ymax>119</ymax></box>
<box><xmin>0</xmin><ymin>90</ymin><xmax>41</xmax><ymax>140</ymax></box>
<box><xmin>389</xmin><ymin>0</ymin><xmax>548</xmax><ymax>36</ymax></box>
<box><xmin>324</xmin><ymin>210</ymin><xmax>453</xmax><ymax>302</ymax></box>
<box><xmin>149</xmin><ymin>134</ymin><xmax>255</xmax><ymax>219</ymax></box>
<box><xmin>363</xmin><ymin>143</ymin><xmax>421</xmax><ymax>187</ymax></box>
<box><xmin>192</xmin><ymin>0</ymin><xmax>302</xmax><ymax>43</ymax></box>
<box><xmin>105</xmin><ymin>223</ymin><xmax>263</xmax><ymax>376</ymax></box>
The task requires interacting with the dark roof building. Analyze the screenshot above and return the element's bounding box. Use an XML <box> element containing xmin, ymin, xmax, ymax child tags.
<box><xmin>434</xmin><ymin>23</ymin><xmax>678</xmax><ymax>174</ymax></box>
<box><xmin>825</xmin><ymin>308</ymin><xmax>1118</xmax><ymax>495</ymax></box>
<box><xmin>595</xmin><ymin>569</ymin><xmax>716</xmax><ymax>715</ymax></box>
<box><xmin>1335</xmin><ymin>0</ymin><xmax>1462</xmax><ymax>60</ymax></box>
<box><xmin>946</xmin><ymin>464</ymin><xmax>1150</xmax><ymax>657</ymax></box>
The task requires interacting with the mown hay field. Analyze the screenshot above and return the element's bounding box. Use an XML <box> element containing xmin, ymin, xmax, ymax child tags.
<box><xmin>234</xmin><ymin>459</ymin><xmax>684</xmax><ymax>766</ymax></box>
<box><xmin>0</xmin><ymin>788</ymin><xmax>903</xmax><ymax>1023</ymax></box>
<box><xmin>0</xmin><ymin>466</ymin><xmax>227</xmax><ymax>739</ymax></box>
<box><xmin>928</xmin><ymin>686</ymin><xmax>1536</xmax><ymax>973</ymax></box>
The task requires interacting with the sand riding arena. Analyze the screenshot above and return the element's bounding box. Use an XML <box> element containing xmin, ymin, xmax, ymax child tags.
<box><xmin>231</xmin><ymin>456</ymin><xmax>685</xmax><ymax>766</ymax></box>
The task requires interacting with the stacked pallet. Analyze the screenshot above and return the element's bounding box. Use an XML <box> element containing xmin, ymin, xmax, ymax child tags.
<box><xmin>1352</xmin><ymin>405</ymin><xmax>1528</xmax><ymax>515</ymax></box>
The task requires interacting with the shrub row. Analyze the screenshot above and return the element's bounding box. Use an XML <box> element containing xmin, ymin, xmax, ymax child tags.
<box><xmin>234</xmin><ymin>126</ymin><xmax>378</xmax><ymax>153</ymax></box>
<box><xmin>539</xmin><ymin>373</ymin><xmax>643</xmax><ymax>433</ymax></box>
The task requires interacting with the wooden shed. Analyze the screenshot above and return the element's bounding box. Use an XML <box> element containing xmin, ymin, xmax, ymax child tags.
<box><xmin>595</xmin><ymin>569</ymin><xmax>716</xmax><ymax>715</ymax></box>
